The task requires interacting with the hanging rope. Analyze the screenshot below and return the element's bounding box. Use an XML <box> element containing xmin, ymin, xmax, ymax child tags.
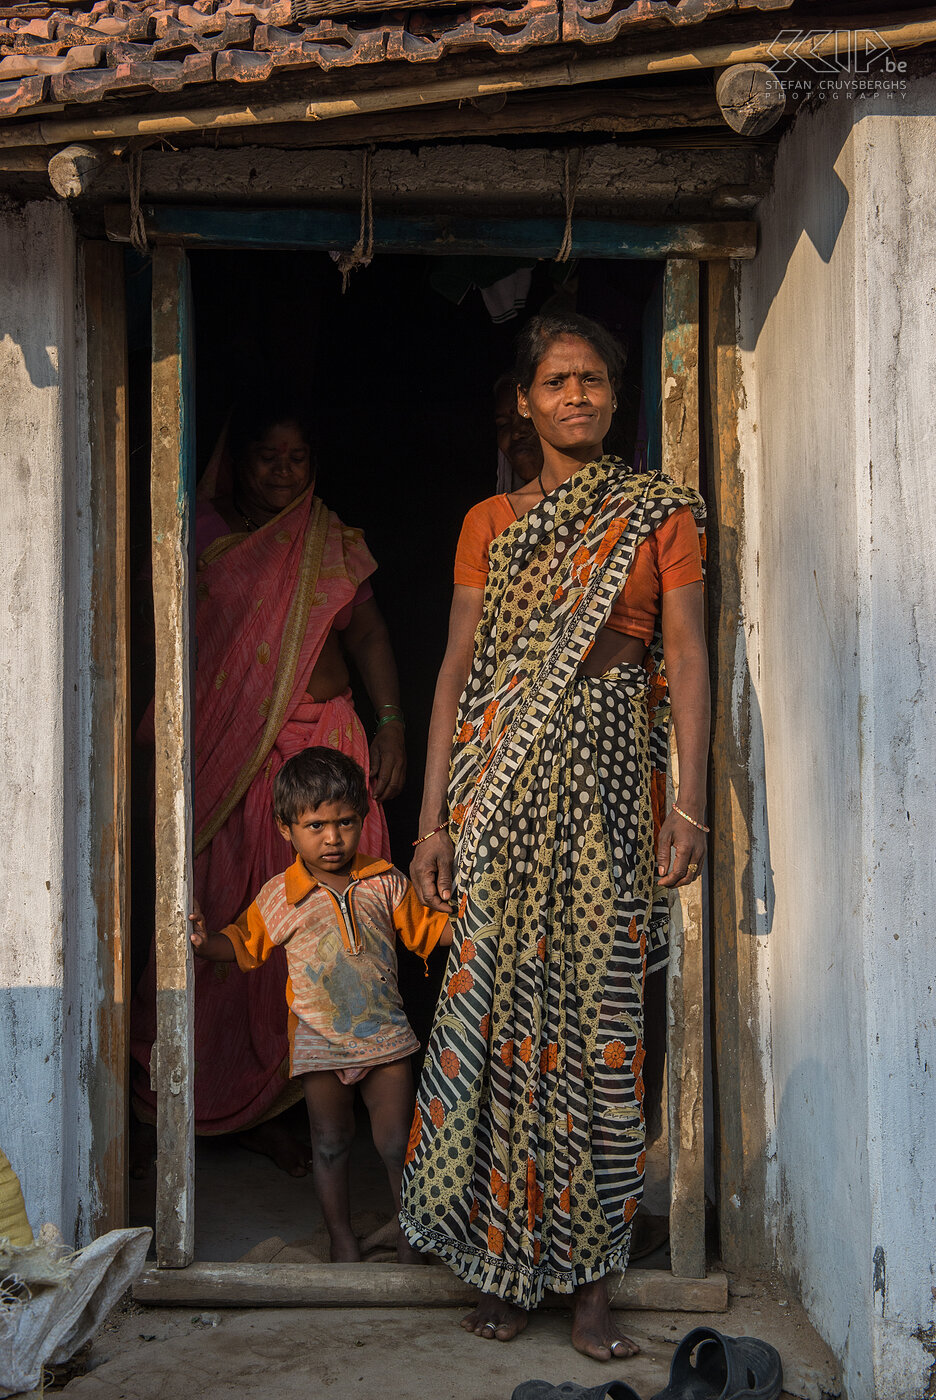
<box><xmin>128</xmin><ymin>150</ymin><xmax>149</xmax><ymax>259</ymax></box>
<box><xmin>556</xmin><ymin>146</ymin><xmax>589</xmax><ymax>264</ymax></box>
<box><xmin>335</xmin><ymin>146</ymin><xmax>375</xmax><ymax>293</ymax></box>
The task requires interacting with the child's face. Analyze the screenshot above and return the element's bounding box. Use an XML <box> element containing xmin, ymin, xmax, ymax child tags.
<box><xmin>277</xmin><ymin>801</ymin><xmax>364</xmax><ymax>877</ymax></box>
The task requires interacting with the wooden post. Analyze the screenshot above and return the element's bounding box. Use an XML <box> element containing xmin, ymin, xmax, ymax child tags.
<box><xmin>150</xmin><ymin>244</ymin><xmax>196</xmax><ymax>1269</ymax></box>
<box><xmin>661</xmin><ymin>257</ymin><xmax>706</xmax><ymax>1280</ymax></box>
<box><xmin>704</xmin><ymin>260</ymin><xmax>770</xmax><ymax>1271</ymax></box>
<box><xmin>84</xmin><ymin>241</ymin><xmax>131</xmax><ymax>1233</ymax></box>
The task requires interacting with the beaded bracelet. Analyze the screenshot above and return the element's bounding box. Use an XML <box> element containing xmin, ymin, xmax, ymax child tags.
<box><xmin>672</xmin><ymin>803</ymin><xmax>710</xmax><ymax>833</ymax></box>
<box><xmin>412</xmin><ymin>823</ymin><xmax>448</xmax><ymax>848</ymax></box>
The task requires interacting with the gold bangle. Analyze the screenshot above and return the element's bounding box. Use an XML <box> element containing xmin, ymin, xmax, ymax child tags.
<box><xmin>672</xmin><ymin>803</ymin><xmax>710</xmax><ymax>833</ymax></box>
<box><xmin>412</xmin><ymin>823</ymin><xmax>447</xmax><ymax>848</ymax></box>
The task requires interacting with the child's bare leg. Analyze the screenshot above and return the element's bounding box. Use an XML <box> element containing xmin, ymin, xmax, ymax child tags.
<box><xmin>302</xmin><ymin>1070</ymin><xmax>360</xmax><ymax>1262</ymax></box>
<box><xmin>358</xmin><ymin>1059</ymin><xmax>423</xmax><ymax>1264</ymax></box>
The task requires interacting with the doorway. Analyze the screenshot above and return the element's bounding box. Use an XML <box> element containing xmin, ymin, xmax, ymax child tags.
<box><xmin>108</xmin><ymin>223</ymin><xmax>727</xmax><ymax>1307</ymax></box>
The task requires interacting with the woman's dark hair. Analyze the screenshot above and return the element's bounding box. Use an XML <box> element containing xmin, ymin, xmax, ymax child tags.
<box><xmin>273</xmin><ymin>746</ymin><xmax>369</xmax><ymax>826</ymax></box>
<box><xmin>514</xmin><ymin>312</ymin><xmax>627</xmax><ymax>393</ymax></box>
<box><xmin>226</xmin><ymin>399</ymin><xmax>317</xmax><ymax>476</ymax></box>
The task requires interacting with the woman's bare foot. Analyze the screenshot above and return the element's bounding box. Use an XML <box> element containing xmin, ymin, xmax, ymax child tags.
<box><xmin>461</xmin><ymin>1292</ymin><xmax>528</xmax><ymax>1342</ymax></box>
<box><xmin>571</xmin><ymin>1278</ymin><xmax>640</xmax><ymax>1361</ymax></box>
<box><xmin>236</xmin><ymin>1120</ymin><xmax>313</xmax><ymax>1177</ymax></box>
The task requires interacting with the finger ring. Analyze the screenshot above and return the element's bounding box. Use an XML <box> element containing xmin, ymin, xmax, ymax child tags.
<box><xmin>688</xmin><ymin>862</ymin><xmax>698</xmax><ymax>875</ymax></box>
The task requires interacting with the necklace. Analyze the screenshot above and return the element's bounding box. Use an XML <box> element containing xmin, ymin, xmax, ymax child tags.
<box><xmin>232</xmin><ymin>494</ymin><xmax>264</xmax><ymax>533</ymax></box>
<box><xmin>537</xmin><ymin>469</ymin><xmax>547</xmax><ymax>499</ymax></box>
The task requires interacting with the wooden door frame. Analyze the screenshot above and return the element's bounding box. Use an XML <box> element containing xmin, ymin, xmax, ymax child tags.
<box><xmin>704</xmin><ymin>261</ymin><xmax>768</xmax><ymax>1273</ymax></box>
<box><xmin>84</xmin><ymin>241</ymin><xmax>132</xmax><ymax>1236</ymax></box>
<box><xmin>86</xmin><ymin>213</ymin><xmax>757</xmax><ymax>1302</ymax></box>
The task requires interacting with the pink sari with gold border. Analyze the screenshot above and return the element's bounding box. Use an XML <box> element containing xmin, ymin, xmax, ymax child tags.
<box><xmin>131</xmin><ymin>486</ymin><xmax>390</xmax><ymax>1134</ymax></box>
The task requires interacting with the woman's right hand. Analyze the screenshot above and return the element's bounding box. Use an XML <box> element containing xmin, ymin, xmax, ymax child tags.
<box><xmin>411</xmin><ymin>830</ymin><xmax>455</xmax><ymax>914</ymax></box>
<box><xmin>189</xmin><ymin>902</ymin><xmax>209</xmax><ymax>954</ymax></box>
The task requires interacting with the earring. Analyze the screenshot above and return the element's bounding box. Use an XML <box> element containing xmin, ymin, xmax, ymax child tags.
<box><xmin>612</xmin><ymin>400</ymin><xmax>618</xmax><ymax>411</ymax></box>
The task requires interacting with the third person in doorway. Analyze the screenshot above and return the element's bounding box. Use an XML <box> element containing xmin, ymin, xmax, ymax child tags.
<box><xmin>131</xmin><ymin>401</ymin><xmax>406</xmax><ymax>1176</ymax></box>
<box><xmin>402</xmin><ymin>312</ymin><xmax>709</xmax><ymax>1361</ymax></box>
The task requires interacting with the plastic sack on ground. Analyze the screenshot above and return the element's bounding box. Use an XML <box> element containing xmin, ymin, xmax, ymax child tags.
<box><xmin>0</xmin><ymin>1224</ymin><xmax>151</xmax><ymax>1397</ymax></box>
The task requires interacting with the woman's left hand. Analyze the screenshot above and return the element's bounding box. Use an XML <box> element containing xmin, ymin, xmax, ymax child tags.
<box><xmin>656</xmin><ymin>809</ymin><xmax>706</xmax><ymax>888</ymax></box>
<box><xmin>370</xmin><ymin>721</ymin><xmax>406</xmax><ymax>803</ymax></box>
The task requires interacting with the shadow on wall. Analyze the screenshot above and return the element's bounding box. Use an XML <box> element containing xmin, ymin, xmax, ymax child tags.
<box><xmin>743</xmin><ymin>70</ymin><xmax>936</xmax><ymax>353</ymax></box>
<box><xmin>0</xmin><ymin>332</ymin><xmax>59</xmax><ymax>392</ymax></box>
<box><xmin>743</xmin><ymin>104</ymin><xmax>850</xmax><ymax>351</ymax></box>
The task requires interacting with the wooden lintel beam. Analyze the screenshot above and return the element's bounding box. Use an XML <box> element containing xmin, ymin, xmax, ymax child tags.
<box><xmin>106</xmin><ymin>206</ymin><xmax>757</xmax><ymax>259</ymax></box>
<box><xmin>134</xmin><ymin>1261</ymin><xmax>729</xmax><ymax>1311</ymax></box>
<box><xmin>88</xmin><ymin>141</ymin><xmax>769</xmax><ymax>214</ymax></box>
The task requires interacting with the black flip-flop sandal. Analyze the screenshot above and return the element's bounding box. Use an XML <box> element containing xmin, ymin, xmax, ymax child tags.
<box><xmin>650</xmin><ymin>1326</ymin><xmax>783</xmax><ymax>1400</ymax></box>
<box><xmin>512</xmin><ymin>1380</ymin><xmax>644</xmax><ymax>1400</ymax></box>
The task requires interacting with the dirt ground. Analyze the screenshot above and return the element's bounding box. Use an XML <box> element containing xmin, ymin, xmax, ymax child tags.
<box><xmin>45</xmin><ymin>1116</ymin><xmax>840</xmax><ymax>1400</ymax></box>
<box><xmin>53</xmin><ymin>1270</ymin><xmax>840</xmax><ymax>1400</ymax></box>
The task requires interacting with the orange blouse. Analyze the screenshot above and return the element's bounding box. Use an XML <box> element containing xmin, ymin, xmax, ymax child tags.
<box><xmin>454</xmin><ymin>495</ymin><xmax>702</xmax><ymax>645</ymax></box>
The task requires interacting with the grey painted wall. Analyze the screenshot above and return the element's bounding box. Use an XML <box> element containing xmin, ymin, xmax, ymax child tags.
<box><xmin>739</xmin><ymin>77</ymin><xmax>936</xmax><ymax>1400</ymax></box>
<box><xmin>0</xmin><ymin>200</ymin><xmax>98</xmax><ymax>1245</ymax></box>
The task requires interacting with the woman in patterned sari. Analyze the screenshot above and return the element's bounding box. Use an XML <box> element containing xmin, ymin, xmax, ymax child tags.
<box><xmin>403</xmin><ymin>315</ymin><xmax>709</xmax><ymax>1359</ymax></box>
<box><xmin>131</xmin><ymin>402</ymin><xmax>405</xmax><ymax>1171</ymax></box>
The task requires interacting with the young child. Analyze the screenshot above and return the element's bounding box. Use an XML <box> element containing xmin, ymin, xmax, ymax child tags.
<box><xmin>189</xmin><ymin>745</ymin><xmax>451</xmax><ymax>1263</ymax></box>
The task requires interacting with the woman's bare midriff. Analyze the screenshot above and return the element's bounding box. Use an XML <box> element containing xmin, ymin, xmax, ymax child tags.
<box><xmin>305</xmin><ymin>627</ymin><xmax>351</xmax><ymax>701</ymax></box>
<box><xmin>578</xmin><ymin>625</ymin><xmax>647</xmax><ymax>677</ymax></box>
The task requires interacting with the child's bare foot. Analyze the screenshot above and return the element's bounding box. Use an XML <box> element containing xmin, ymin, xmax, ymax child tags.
<box><xmin>236</xmin><ymin>1121</ymin><xmax>312</xmax><ymax>1177</ymax></box>
<box><xmin>461</xmin><ymin>1292</ymin><xmax>528</xmax><ymax>1341</ymax></box>
<box><xmin>329</xmin><ymin>1230</ymin><xmax>361</xmax><ymax>1263</ymax></box>
<box><xmin>571</xmin><ymin>1277</ymin><xmax>639</xmax><ymax>1361</ymax></box>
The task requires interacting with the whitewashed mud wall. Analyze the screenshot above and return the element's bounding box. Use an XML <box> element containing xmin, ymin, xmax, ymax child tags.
<box><xmin>0</xmin><ymin>201</ymin><xmax>99</xmax><ymax>1244</ymax></box>
<box><xmin>739</xmin><ymin>79</ymin><xmax>936</xmax><ymax>1400</ymax></box>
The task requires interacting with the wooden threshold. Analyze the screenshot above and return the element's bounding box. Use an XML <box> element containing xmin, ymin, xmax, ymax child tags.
<box><xmin>134</xmin><ymin>1262</ymin><xmax>727</xmax><ymax>1311</ymax></box>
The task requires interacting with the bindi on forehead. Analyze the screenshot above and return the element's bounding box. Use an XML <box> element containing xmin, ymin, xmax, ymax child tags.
<box><xmin>538</xmin><ymin>363</ymin><xmax>606</xmax><ymax>380</ymax></box>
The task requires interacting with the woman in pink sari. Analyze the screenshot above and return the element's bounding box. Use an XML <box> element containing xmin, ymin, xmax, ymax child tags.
<box><xmin>131</xmin><ymin>403</ymin><xmax>405</xmax><ymax>1171</ymax></box>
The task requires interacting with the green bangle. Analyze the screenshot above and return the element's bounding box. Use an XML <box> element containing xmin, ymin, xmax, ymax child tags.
<box><xmin>375</xmin><ymin>713</ymin><xmax>404</xmax><ymax>732</ymax></box>
<box><xmin>376</xmin><ymin>703</ymin><xmax>403</xmax><ymax>715</ymax></box>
